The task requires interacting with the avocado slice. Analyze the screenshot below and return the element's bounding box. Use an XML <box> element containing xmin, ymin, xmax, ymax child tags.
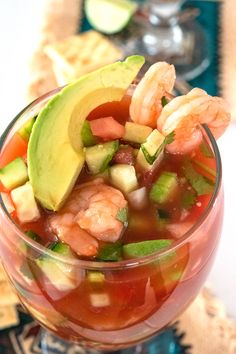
<box><xmin>28</xmin><ymin>56</ymin><xmax>145</xmax><ymax>211</ymax></box>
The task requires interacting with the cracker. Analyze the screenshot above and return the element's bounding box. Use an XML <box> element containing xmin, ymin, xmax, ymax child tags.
<box><xmin>0</xmin><ymin>305</ymin><xmax>19</xmax><ymax>330</ymax></box>
<box><xmin>45</xmin><ymin>31</ymin><xmax>123</xmax><ymax>85</ymax></box>
<box><xmin>0</xmin><ymin>281</ymin><xmax>19</xmax><ymax>306</ymax></box>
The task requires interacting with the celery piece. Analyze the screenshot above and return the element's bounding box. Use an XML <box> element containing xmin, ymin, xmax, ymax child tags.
<box><xmin>182</xmin><ymin>161</ymin><xmax>214</xmax><ymax>196</ymax></box>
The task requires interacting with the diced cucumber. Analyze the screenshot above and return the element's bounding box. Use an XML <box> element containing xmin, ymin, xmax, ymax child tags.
<box><xmin>123</xmin><ymin>122</ymin><xmax>152</xmax><ymax>144</ymax></box>
<box><xmin>18</xmin><ymin>117</ymin><xmax>36</xmax><ymax>141</ymax></box>
<box><xmin>137</xmin><ymin>149</ymin><xmax>164</xmax><ymax>171</ymax></box>
<box><xmin>85</xmin><ymin>141</ymin><xmax>119</xmax><ymax>174</ymax></box>
<box><xmin>0</xmin><ymin>157</ymin><xmax>28</xmax><ymax>190</ymax></box>
<box><xmin>182</xmin><ymin>161</ymin><xmax>214</xmax><ymax>196</ymax></box>
<box><xmin>85</xmin><ymin>0</ymin><xmax>137</xmax><ymax>35</ymax></box>
<box><xmin>97</xmin><ymin>242</ymin><xmax>122</xmax><ymax>261</ymax></box>
<box><xmin>137</xmin><ymin>129</ymin><xmax>165</xmax><ymax>170</ymax></box>
<box><xmin>110</xmin><ymin>164</ymin><xmax>138</xmax><ymax>193</ymax></box>
<box><xmin>149</xmin><ymin>172</ymin><xmax>178</xmax><ymax>204</ymax></box>
<box><xmin>142</xmin><ymin>129</ymin><xmax>165</xmax><ymax>159</ymax></box>
<box><xmin>36</xmin><ymin>242</ymin><xmax>76</xmax><ymax>291</ymax></box>
<box><xmin>11</xmin><ymin>183</ymin><xmax>40</xmax><ymax>223</ymax></box>
<box><xmin>25</xmin><ymin>230</ymin><xmax>40</xmax><ymax>241</ymax></box>
<box><xmin>0</xmin><ymin>192</ymin><xmax>15</xmax><ymax>213</ymax></box>
<box><xmin>123</xmin><ymin>239</ymin><xmax>172</xmax><ymax>258</ymax></box>
<box><xmin>81</xmin><ymin>121</ymin><xmax>97</xmax><ymax>147</ymax></box>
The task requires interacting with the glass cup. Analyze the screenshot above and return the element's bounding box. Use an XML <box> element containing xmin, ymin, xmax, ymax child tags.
<box><xmin>0</xmin><ymin>88</ymin><xmax>223</xmax><ymax>353</ymax></box>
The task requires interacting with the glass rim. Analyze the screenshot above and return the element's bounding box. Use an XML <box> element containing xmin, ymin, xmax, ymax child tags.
<box><xmin>0</xmin><ymin>87</ymin><xmax>222</xmax><ymax>270</ymax></box>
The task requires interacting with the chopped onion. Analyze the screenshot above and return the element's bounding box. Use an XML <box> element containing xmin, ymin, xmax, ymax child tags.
<box><xmin>128</xmin><ymin>187</ymin><xmax>148</xmax><ymax>210</ymax></box>
<box><xmin>90</xmin><ymin>293</ymin><xmax>110</xmax><ymax>308</ymax></box>
<box><xmin>166</xmin><ymin>222</ymin><xmax>192</xmax><ymax>239</ymax></box>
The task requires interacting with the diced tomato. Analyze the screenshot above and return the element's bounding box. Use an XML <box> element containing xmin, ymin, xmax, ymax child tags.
<box><xmin>192</xmin><ymin>148</ymin><xmax>216</xmax><ymax>182</ymax></box>
<box><xmin>188</xmin><ymin>194</ymin><xmax>212</xmax><ymax>221</ymax></box>
<box><xmin>0</xmin><ymin>133</ymin><xmax>28</xmax><ymax>168</ymax></box>
<box><xmin>90</xmin><ymin>117</ymin><xmax>125</xmax><ymax>140</ymax></box>
<box><xmin>113</xmin><ymin>146</ymin><xmax>134</xmax><ymax>165</ymax></box>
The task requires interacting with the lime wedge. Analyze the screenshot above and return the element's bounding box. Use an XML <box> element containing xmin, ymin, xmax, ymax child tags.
<box><xmin>85</xmin><ymin>0</ymin><xmax>137</xmax><ymax>34</ymax></box>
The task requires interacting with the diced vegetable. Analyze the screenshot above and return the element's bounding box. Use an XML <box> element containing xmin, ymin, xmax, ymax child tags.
<box><xmin>87</xmin><ymin>271</ymin><xmax>105</xmax><ymax>283</ymax></box>
<box><xmin>0</xmin><ymin>192</ymin><xmax>15</xmax><ymax>213</ymax></box>
<box><xmin>200</xmin><ymin>140</ymin><xmax>214</xmax><ymax>158</ymax></box>
<box><xmin>97</xmin><ymin>243</ymin><xmax>122</xmax><ymax>261</ymax></box>
<box><xmin>136</xmin><ymin>148</ymin><xmax>164</xmax><ymax>171</ymax></box>
<box><xmin>90</xmin><ymin>117</ymin><xmax>125</xmax><ymax>140</ymax></box>
<box><xmin>19</xmin><ymin>230</ymin><xmax>41</xmax><ymax>255</ymax></box>
<box><xmin>181</xmin><ymin>190</ymin><xmax>196</xmax><ymax>210</ymax></box>
<box><xmin>11</xmin><ymin>183</ymin><xmax>40</xmax><ymax>223</ymax></box>
<box><xmin>123</xmin><ymin>239</ymin><xmax>172</xmax><ymax>258</ymax></box>
<box><xmin>25</xmin><ymin>230</ymin><xmax>40</xmax><ymax>241</ymax></box>
<box><xmin>85</xmin><ymin>140</ymin><xmax>119</xmax><ymax>174</ymax></box>
<box><xmin>192</xmin><ymin>159</ymin><xmax>216</xmax><ymax>179</ymax></box>
<box><xmin>36</xmin><ymin>242</ymin><xmax>76</xmax><ymax>291</ymax></box>
<box><xmin>123</xmin><ymin>122</ymin><xmax>152</xmax><ymax>144</ymax></box>
<box><xmin>116</xmin><ymin>207</ymin><xmax>128</xmax><ymax>224</ymax></box>
<box><xmin>141</xmin><ymin>131</ymin><xmax>174</xmax><ymax>165</ymax></box>
<box><xmin>128</xmin><ymin>187</ymin><xmax>148</xmax><ymax>210</ymax></box>
<box><xmin>90</xmin><ymin>293</ymin><xmax>110</xmax><ymax>307</ymax></box>
<box><xmin>0</xmin><ymin>157</ymin><xmax>28</xmax><ymax>190</ymax></box>
<box><xmin>110</xmin><ymin>164</ymin><xmax>138</xmax><ymax>193</ymax></box>
<box><xmin>81</xmin><ymin>121</ymin><xmax>97</xmax><ymax>147</ymax></box>
<box><xmin>18</xmin><ymin>116</ymin><xmax>36</xmax><ymax>141</ymax></box>
<box><xmin>141</xmin><ymin>129</ymin><xmax>165</xmax><ymax>164</ymax></box>
<box><xmin>113</xmin><ymin>145</ymin><xmax>135</xmax><ymax>165</ymax></box>
<box><xmin>149</xmin><ymin>172</ymin><xmax>178</xmax><ymax>204</ymax></box>
<box><xmin>182</xmin><ymin>161</ymin><xmax>214</xmax><ymax>196</ymax></box>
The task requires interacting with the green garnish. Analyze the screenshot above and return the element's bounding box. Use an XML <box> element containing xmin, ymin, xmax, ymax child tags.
<box><xmin>97</xmin><ymin>243</ymin><xmax>122</xmax><ymax>261</ymax></box>
<box><xmin>181</xmin><ymin>190</ymin><xmax>196</xmax><ymax>210</ymax></box>
<box><xmin>161</xmin><ymin>96</ymin><xmax>169</xmax><ymax>107</ymax></box>
<box><xmin>123</xmin><ymin>239</ymin><xmax>172</xmax><ymax>258</ymax></box>
<box><xmin>116</xmin><ymin>207</ymin><xmax>128</xmax><ymax>224</ymax></box>
<box><xmin>141</xmin><ymin>131</ymin><xmax>175</xmax><ymax>165</ymax></box>
<box><xmin>200</xmin><ymin>140</ymin><xmax>214</xmax><ymax>158</ymax></box>
<box><xmin>182</xmin><ymin>161</ymin><xmax>214</xmax><ymax>196</ymax></box>
<box><xmin>81</xmin><ymin>121</ymin><xmax>97</xmax><ymax>147</ymax></box>
<box><xmin>25</xmin><ymin>230</ymin><xmax>40</xmax><ymax>241</ymax></box>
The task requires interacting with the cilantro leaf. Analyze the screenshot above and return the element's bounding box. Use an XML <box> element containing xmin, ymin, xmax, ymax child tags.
<box><xmin>181</xmin><ymin>190</ymin><xmax>197</xmax><ymax>209</ymax></box>
<box><xmin>182</xmin><ymin>161</ymin><xmax>214</xmax><ymax>196</ymax></box>
<box><xmin>116</xmin><ymin>207</ymin><xmax>128</xmax><ymax>224</ymax></box>
<box><xmin>161</xmin><ymin>96</ymin><xmax>169</xmax><ymax>107</ymax></box>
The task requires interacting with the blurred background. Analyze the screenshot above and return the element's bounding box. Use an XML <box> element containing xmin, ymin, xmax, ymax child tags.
<box><xmin>0</xmin><ymin>0</ymin><xmax>235</xmax><ymax>329</ymax></box>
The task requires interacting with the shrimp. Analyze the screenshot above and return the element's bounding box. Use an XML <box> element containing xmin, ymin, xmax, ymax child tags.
<box><xmin>157</xmin><ymin>88</ymin><xmax>231</xmax><ymax>154</ymax></box>
<box><xmin>49</xmin><ymin>179</ymin><xmax>127</xmax><ymax>257</ymax></box>
<box><xmin>129</xmin><ymin>62</ymin><xmax>176</xmax><ymax>128</ymax></box>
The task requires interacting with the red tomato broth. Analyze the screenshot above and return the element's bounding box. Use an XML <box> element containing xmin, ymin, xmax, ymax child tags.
<box><xmin>0</xmin><ymin>98</ymin><xmax>223</xmax><ymax>349</ymax></box>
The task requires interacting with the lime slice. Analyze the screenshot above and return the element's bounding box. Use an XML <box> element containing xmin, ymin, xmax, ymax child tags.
<box><xmin>85</xmin><ymin>0</ymin><xmax>137</xmax><ymax>34</ymax></box>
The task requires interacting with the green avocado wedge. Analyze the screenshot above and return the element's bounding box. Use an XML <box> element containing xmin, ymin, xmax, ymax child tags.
<box><xmin>28</xmin><ymin>56</ymin><xmax>145</xmax><ymax>211</ymax></box>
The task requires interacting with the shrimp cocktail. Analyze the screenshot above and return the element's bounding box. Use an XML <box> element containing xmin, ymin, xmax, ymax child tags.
<box><xmin>0</xmin><ymin>56</ymin><xmax>230</xmax><ymax>352</ymax></box>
